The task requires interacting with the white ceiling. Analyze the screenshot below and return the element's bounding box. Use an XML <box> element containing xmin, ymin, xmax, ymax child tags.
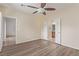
<box><xmin>0</xmin><ymin>3</ymin><xmax>79</xmax><ymax>14</ymax></box>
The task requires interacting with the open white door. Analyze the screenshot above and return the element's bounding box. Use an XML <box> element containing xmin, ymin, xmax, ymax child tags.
<box><xmin>55</xmin><ymin>18</ymin><xmax>61</xmax><ymax>44</ymax></box>
<box><xmin>0</xmin><ymin>12</ymin><xmax>3</xmax><ymax>51</ymax></box>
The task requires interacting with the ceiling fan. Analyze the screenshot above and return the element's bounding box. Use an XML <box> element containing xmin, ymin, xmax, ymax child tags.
<box><xmin>21</xmin><ymin>3</ymin><xmax>56</xmax><ymax>15</ymax></box>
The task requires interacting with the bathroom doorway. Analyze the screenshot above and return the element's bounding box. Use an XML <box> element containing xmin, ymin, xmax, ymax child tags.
<box><xmin>42</xmin><ymin>17</ymin><xmax>61</xmax><ymax>44</ymax></box>
<box><xmin>51</xmin><ymin>24</ymin><xmax>55</xmax><ymax>42</ymax></box>
<box><xmin>51</xmin><ymin>18</ymin><xmax>61</xmax><ymax>44</ymax></box>
<box><xmin>47</xmin><ymin>18</ymin><xmax>61</xmax><ymax>44</ymax></box>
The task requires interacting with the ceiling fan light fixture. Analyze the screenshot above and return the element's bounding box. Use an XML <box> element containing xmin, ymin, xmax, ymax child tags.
<box><xmin>37</xmin><ymin>8</ymin><xmax>45</xmax><ymax>13</ymax></box>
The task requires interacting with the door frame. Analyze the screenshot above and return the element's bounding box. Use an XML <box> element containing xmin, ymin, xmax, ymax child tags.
<box><xmin>2</xmin><ymin>16</ymin><xmax>17</xmax><ymax>44</ymax></box>
<box><xmin>52</xmin><ymin>17</ymin><xmax>61</xmax><ymax>44</ymax></box>
<box><xmin>0</xmin><ymin>12</ymin><xmax>3</xmax><ymax>51</ymax></box>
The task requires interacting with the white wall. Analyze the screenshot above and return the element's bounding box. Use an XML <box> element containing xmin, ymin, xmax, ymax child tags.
<box><xmin>41</xmin><ymin>22</ymin><xmax>48</xmax><ymax>40</ymax></box>
<box><xmin>0</xmin><ymin>6</ymin><xmax>41</xmax><ymax>44</ymax></box>
<box><xmin>42</xmin><ymin>5</ymin><xmax>79</xmax><ymax>50</ymax></box>
<box><xmin>57</xmin><ymin>6</ymin><xmax>79</xmax><ymax>50</ymax></box>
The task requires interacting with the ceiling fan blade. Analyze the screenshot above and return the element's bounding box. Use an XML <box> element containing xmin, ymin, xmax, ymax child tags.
<box><xmin>27</xmin><ymin>5</ymin><xmax>38</xmax><ymax>9</ymax></box>
<box><xmin>44</xmin><ymin>8</ymin><xmax>56</xmax><ymax>11</ymax></box>
<box><xmin>41</xmin><ymin>3</ymin><xmax>46</xmax><ymax>8</ymax></box>
<box><xmin>33</xmin><ymin>11</ymin><xmax>38</xmax><ymax>14</ymax></box>
<box><xmin>43</xmin><ymin>12</ymin><xmax>46</xmax><ymax>15</ymax></box>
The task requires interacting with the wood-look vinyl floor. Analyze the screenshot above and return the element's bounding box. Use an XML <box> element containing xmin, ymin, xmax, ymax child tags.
<box><xmin>3</xmin><ymin>37</ymin><xmax>16</xmax><ymax>46</ymax></box>
<box><xmin>0</xmin><ymin>39</ymin><xmax>79</xmax><ymax>56</ymax></box>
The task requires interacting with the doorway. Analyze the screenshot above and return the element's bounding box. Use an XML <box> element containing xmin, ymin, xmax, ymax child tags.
<box><xmin>51</xmin><ymin>18</ymin><xmax>61</xmax><ymax>44</ymax></box>
<box><xmin>42</xmin><ymin>17</ymin><xmax>61</xmax><ymax>44</ymax></box>
<box><xmin>2</xmin><ymin>16</ymin><xmax>16</xmax><ymax>46</ymax></box>
<box><xmin>51</xmin><ymin>24</ymin><xmax>55</xmax><ymax>42</ymax></box>
<box><xmin>46</xmin><ymin>18</ymin><xmax>61</xmax><ymax>44</ymax></box>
